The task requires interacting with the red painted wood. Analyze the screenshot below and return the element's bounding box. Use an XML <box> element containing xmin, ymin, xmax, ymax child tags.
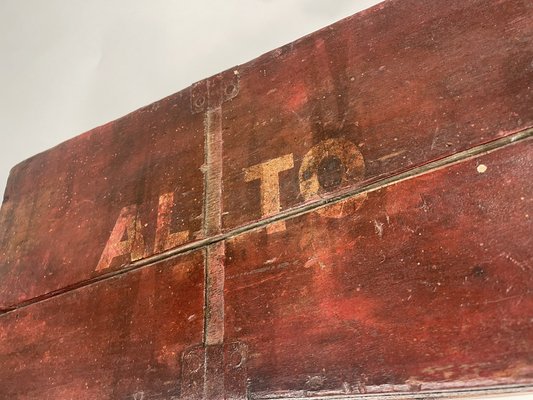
<box><xmin>0</xmin><ymin>250</ymin><xmax>205</xmax><ymax>399</ymax></box>
<box><xmin>223</xmin><ymin>139</ymin><xmax>533</xmax><ymax>397</ymax></box>
<box><xmin>0</xmin><ymin>0</ymin><xmax>531</xmax><ymax>397</ymax></box>
<box><xmin>221</xmin><ymin>0</ymin><xmax>533</xmax><ymax>231</ymax></box>
<box><xmin>0</xmin><ymin>91</ymin><xmax>205</xmax><ymax>309</ymax></box>
<box><xmin>1</xmin><ymin>0</ymin><xmax>532</xmax><ymax>311</ymax></box>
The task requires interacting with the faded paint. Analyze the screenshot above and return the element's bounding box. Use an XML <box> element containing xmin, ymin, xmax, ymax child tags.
<box><xmin>95</xmin><ymin>205</ymin><xmax>146</xmax><ymax>271</ymax></box>
<box><xmin>244</xmin><ymin>154</ymin><xmax>294</xmax><ymax>234</ymax></box>
<box><xmin>154</xmin><ymin>192</ymin><xmax>189</xmax><ymax>253</ymax></box>
<box><xmin>299</xmin><ymin>138</ymin><xmax>365</xmax><ymax>202</ymax></box>
<box><xmin>0</xmin><ymin>0</ymin><xmax>532</xmax><ymax>398</ymax></box>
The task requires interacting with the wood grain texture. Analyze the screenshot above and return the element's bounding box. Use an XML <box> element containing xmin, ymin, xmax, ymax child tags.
<box><xmin>223</xmin><ymin>138</ymin><xmax>533</xmax><ymax>397</ymax></box>
<box><xmin>0</xmin><ymin>90</ymin><xmax>205</xmax><ymax>309</ymax></box>
<box><xmin>220</xmin><ymin>0</ymin><xmax>533</xmax><ymax>231</ymax></box>
<box><xmin>1</xmin><ymin>0</ymin><xmax>532</xmax><ymax>310</ymax></box>
<box><xmin>0</xmin><ymin>250</ymin><xmax>205</xmax><ymax>399</ymax></box>
<box><xmin>0</xmin><ymin>0</ymin><xmax>532</xmax><ymax>397</ymax></box>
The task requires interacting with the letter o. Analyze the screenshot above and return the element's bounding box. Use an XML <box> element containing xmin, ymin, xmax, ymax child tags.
<box><xmin>299</xmin><ymin>138</ymin><xmax>366</xmax><ymax>218</ymax></box>
<box><xmin>299</xmin><ymin>138</ymin><xmax>365</xmax><ymax>200</ymax></box>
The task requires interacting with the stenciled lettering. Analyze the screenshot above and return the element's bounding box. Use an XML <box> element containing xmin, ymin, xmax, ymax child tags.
<box><xmin>154</xmin><ymin>192</ymin><xmax>189</xmax><ymax>252</ymax></box>
<box><xmin>244</xmin><ymin>154</ymin><xmax>294</xmax><ymax>234</ymax></box>
<box><xmin>243</xmin><ymin>138</ymin><xmax>366</xmax><ymax>228</ymax></box>
<box><xmin>96</xmin><ymin>192</ymin><xmax>189</xmax><ymax>271</ymax></box>
<box><xmin>95</xmin><ymin>205</ymin><xmax>146</xmax><ymax>271</ymax></box>
<box><xmin>95</xmin><ymin>138</ymin><xmax>366</xmax><ymax>271</ymax></box>
<box><xmin>299</xmin><ymin>138</ymin><xmax>365</xmax><ymax>218</ymax></box>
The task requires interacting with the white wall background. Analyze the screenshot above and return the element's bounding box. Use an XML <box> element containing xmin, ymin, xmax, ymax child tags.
<box><xmin>0</xmin><ymin>2</ymin><xmax>532</xmax><ymax>398</ymax></box>
<box><xmin>0</xmin><ymin>0</ymin><xmax>384</xmax><ymax>197</ymax></box>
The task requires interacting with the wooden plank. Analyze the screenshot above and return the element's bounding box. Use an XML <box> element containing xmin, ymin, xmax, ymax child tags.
<box><xmin>0</xmin><ymin>250</ymin><xmax>205</xmax><ymax>399</ymax></box>
<box><xmin>222</xmin><ymin>138</ymin><xmax>533</xmax><ymax>397</ymax></box>
<box><xmin>0</xmin><ymin>1</ymin><xmax>532</xmax><ymax>396</ymax></box>
<box><xmin>0</xmin><ymin>90</ymin><xmax>205</xmax><ymax>309</ymax></box>
<box><xmin>1</xmin><ymin>0</ymin><xmax>532</xmax><ymax>311</ymax></box>
<box><xmin>220</xmin><ymin>0</ymin><xmax>533</xmax><ymax>231</ymax></box>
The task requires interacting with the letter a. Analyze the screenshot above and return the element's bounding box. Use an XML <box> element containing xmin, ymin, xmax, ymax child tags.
<box><xmin>95</xmin><ymin>205</ymin><xmax>146</xmax><ymax>271</ymax></box>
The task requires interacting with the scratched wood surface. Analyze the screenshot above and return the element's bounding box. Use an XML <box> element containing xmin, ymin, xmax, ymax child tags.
<box><xmin>0</xmin><ymin>90</ymin><xmax>205</xmax><ymax>309</ymax></box>
<box><xmin>1</xmin><ymin>0</ymin><xmax>533</xmax><ymax>310</ymax></box>
<box><xmin>220</xmin><ymin>0</ymin><xmax>533</xmax><ymax>232</ymax></box>
<box><xmin>0</xmin><ymin>250</ymin><xmax>204</xmax><ymax>399</ymax></box>
<box><xmin>223</xmin><ymin>138</ymin><xmax>533</xmax><ymax>397</ymax></box>
<box><xmin>0</xmin><ymin>0</ymin><xmax>532</xmax><ymax>398</ymax></box>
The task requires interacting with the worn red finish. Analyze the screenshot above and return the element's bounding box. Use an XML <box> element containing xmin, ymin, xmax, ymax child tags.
<box><xmin>1</xmin><ymin>0</ymin><xmax>532</xmax><ymax>310</ymax></box>
<box><xmin>220</xmin><ymin>0</ymin><xmax>533</xmax><ymax>231</ymax></box>
<box><xmin>0</xmin><ymin>250</ymin><xmax>205</xmax><ymax>399</ymax></box>
<box><xmin>0</xmin><ymin>91</ymin><xmax>205</xmax><ymax>309</ymax></box>
<box><xmin>0</xmin><ymin>0</ymin><xmax>532</xmax><ymax>398</ymax></box>
<box><xmin>224</xmin><ymin>138</ymin><xmax>533</xmax><ymax>397</ymax></box>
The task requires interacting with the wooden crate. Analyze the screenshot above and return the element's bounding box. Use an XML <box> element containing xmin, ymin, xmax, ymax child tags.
<box><xmin>0</xmin><ymin>0</ymin><xmax>532</xmax><ymax>398</ymax></box>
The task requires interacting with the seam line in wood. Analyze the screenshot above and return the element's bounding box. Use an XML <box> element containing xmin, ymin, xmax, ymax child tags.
<box><xmin>250</xmin><ymin>384</ymin><xmax>533</xmax><ymax>399</ymax></box>
<box><xmin>1</xmin><ymin>127</ymin><xmax>531</xmax><ymax>314</ymax></box>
